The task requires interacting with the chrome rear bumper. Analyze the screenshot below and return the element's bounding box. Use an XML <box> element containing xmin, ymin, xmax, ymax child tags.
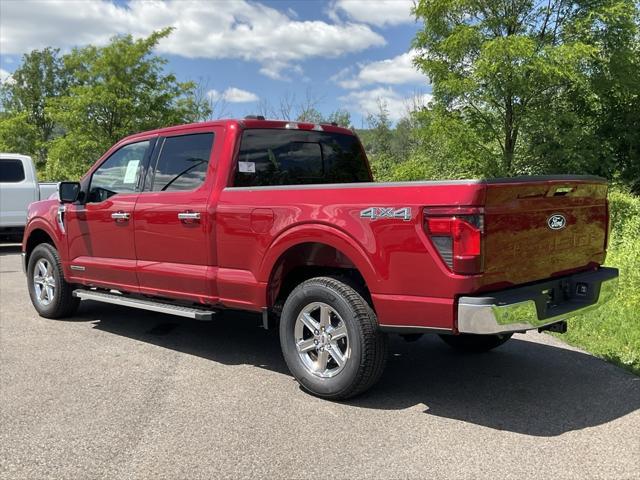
<box><xmin>21</xmin><ymin>252</ymin><xmax>27</xmax><ymax>275</ymax></box>
<box><xmin>457</xmin><ymin>267</ymin><xmax>618</xmax><ymax>335</ymax></box>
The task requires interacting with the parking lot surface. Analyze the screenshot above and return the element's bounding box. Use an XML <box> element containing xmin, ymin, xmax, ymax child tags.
<box><xmin>1</xmin><ymin>245</ymin><xmax>639</xmax><ymax>479</ymax></box>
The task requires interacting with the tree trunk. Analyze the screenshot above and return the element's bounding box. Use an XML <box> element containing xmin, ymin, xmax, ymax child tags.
<box><xmin>504</xmin><ymin>98</ymin><xmax>516</xmax><ymax>175</ymax></box>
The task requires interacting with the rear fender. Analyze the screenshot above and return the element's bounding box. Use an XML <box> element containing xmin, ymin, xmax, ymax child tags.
<box><xmin>259</xmin><ymin>223</ymin><xmax>379</xmax><ymax>301</ymax></box>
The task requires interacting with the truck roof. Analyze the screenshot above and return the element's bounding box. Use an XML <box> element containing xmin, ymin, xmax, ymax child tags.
<box><xmin>0</xmin><ymin>153</ymin><xmax>33</xmax><ymax>161</ymax></box>
<box><xmin>121</xmin><ymin>119</ymin><xmax>355</xmax><ymax>144</ymax></box>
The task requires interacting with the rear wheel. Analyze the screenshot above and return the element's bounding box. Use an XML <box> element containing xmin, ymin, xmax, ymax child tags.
<box><xmin>279</xmin><ymin>277</ymin><xmax>388</xmax><ymax>400</ymax></box>
<box><xmin>439</xmin><ymin>333</ymin><xmax>512</xmax><ymax>352</ymax></box>
<box><xmin>27</xmin><ymin>243</ymin><xmax>79</xmax><ymax>319</ymax></box>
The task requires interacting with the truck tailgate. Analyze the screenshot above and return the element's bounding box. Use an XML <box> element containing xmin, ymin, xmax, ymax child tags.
<box><xmin>482</xmin><ymin>177</ymin><xmax>608</xmax><ymax>288</ymax></box>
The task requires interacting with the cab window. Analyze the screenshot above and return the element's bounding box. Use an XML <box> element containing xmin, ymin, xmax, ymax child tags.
<box><xmin>151</xmin><ymin>133</ymin><xmax>214</xmax><ymax>192</ymax></box>
<box><xmin>88</xmin><ymin>141</ymin><xmax>149</xmax><ymax>203</ymax></box>
<box><xmin>233</xmin><ymin>129</ymin><xmax>371</xmax><ymax>187</ymax></box>
<box><xmin>0</xmin><ymin>159</ymin><xmax>26</xmax><ymax>182</ymax></box>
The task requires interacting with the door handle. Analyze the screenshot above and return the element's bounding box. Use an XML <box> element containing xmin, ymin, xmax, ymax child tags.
<box><xmin>111</xmin><ymin>211</ymin><xmax>130</xmax><ymax>221</ymax></box>
<box><xmin>178</xmin><ymin>212</ymin><xmax>201</xmax><ymax>222</ymax></box>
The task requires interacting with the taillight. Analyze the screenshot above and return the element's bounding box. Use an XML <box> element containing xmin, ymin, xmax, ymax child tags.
<box><xmin>423</xmin><ymin>207</ymin><xmax>484</xmax><ymax>275</ymax></box>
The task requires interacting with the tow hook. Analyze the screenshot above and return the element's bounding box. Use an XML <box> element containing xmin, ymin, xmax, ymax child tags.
<box><xmin>538</xmin><ymin>321</ymin><xmax>568</xmax><ymax>334</ymax></box>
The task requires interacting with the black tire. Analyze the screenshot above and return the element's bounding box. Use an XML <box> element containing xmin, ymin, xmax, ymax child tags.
<box><xmin>279</xmin><ymin>276</ymin><xmax>388</xmax><ymax>400</ymax></box>
<box><xmin>27</xmin><ymin>243</ymin><xmax>79</xmax><ymax>319</ymax></box>
<box><xmin>438</xmin><ymin>333</ymin><xmax>513</xmax><ymax>353</ymax></box>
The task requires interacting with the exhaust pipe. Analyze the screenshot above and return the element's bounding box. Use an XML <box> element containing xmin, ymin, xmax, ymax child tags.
<box><xmin>538</xmin><ymin>321</ymin><xmax>568</xmax><ymax>334</ymax></box>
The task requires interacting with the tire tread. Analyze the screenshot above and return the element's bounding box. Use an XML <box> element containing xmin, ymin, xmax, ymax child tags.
<box><xmin>294</xmin><ymin>276</ymin><xmax>388</xmax><ymax>400</ymax></box>
<box><xmin>28</xmin><ymin>243</ymin><xmax>79</xmax><ymax>319</ymax></box>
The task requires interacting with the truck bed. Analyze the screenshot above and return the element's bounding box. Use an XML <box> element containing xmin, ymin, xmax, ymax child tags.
<box><xmin>216</xmin><ymin>174</ymin><xmax>608</xmax><ymax>330</ymax></box>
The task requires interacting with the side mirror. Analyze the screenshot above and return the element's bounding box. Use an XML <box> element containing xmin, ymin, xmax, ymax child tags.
<box><xmin>58</xmin><ymin>181</ymin><xmax>81</xmax><ymax>203</ymax></box>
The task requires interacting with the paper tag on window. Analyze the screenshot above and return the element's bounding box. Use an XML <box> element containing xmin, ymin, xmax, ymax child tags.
<box><xmin>123</xmin><ymin>160</ymin><xmax>140</xmax><ymax>184</ymax></box>
<box><xmin>238</xmin><ymin>161</ymin><xmax>256</xmax><ymax>173</ymax></box>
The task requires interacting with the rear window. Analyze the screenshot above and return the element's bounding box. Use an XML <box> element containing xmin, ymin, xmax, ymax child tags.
<box><xmin>233</xmin><ymin>129</ymin><xmax>371</xmax><ymax>187</ymax></box>
<box><xmin>0</xmin><ymin>159</ymin><xmax>26</xmax><ymax>183</ymax></box>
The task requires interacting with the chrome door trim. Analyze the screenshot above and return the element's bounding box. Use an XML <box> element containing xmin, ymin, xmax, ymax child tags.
<box><xmin>111</xmin><ymin>212</ymin><xmax>130</xmax><ymax>220</ymax></box>
<box><xmin>177</xmin><ymin>212</ymin><xmax>201</xmax><ymax>221</ymax></box>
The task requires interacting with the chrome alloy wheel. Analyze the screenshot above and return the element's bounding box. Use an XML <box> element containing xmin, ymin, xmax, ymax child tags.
<box><xmin>294</xmin><ymin>302</ymin><xmax>350</xmax><ymax>378</ymax></box>
<box><xmin>33</xmin><ymin>258</ymin><xmax>56</xmax><ymax>306</ymax></box>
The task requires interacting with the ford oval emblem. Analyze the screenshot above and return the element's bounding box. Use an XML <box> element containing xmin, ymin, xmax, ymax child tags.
<box><xmin>547</xmin><ymin>214</ymin><xmax>566</xmax><ymax>230</ymax></box>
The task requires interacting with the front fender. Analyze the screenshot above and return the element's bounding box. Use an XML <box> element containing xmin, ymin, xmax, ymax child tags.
<box><xmin>23</xmin><ymin>200</ymin><xmax>67</xmax><ymax>265</ymax></box>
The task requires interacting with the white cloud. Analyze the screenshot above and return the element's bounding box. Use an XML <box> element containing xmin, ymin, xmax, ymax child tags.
<box><xmin>339</xmin><ymin>87</ymin><xmax>432</xmax><ymax>121</ymax></box>
<box><xmin>207</xmin><ymin>87</ymin><xmax>259</xmax><ymax>103</ymax></box>
<box><xmin>329</xmin><ymin>0</ymin><xmax>415</xmax><ymax>27</ymax></box>
<box><xmin>0</xmin><ymin>0</ymin><xmax>386</xmax><ymax>80</ymax></box>
<box><xmin>0</xmin><ymin>68</ymin><xmax>14</xmax><ymax>84</ymax></box>
<box><xmin>223</xmin><ymin>87</ymin><xmax>259</xmax><ymax>103</ymax></box>
<box><xmin>332</xmin><ymin>50</ymin><xmax>426</xmax><ymax>89</ymax></box>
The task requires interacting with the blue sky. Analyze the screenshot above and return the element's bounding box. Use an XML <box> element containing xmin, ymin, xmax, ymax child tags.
<box><xmin>0</xmin><ymin>0</ymin><xmax>431</xmax><ymax>126</ymax></box>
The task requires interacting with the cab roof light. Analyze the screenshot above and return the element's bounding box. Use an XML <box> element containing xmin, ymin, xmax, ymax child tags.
<box><xmin>286</xmin><ymin>122</ymin><xmax>324</xmax><ymax>131</ymax></box>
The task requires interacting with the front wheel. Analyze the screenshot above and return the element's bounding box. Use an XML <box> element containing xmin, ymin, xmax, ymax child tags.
<box><xmin>27</xmin><ymin>243</ymin><xmax>79</xmax><ymax>319</ymax></box>
<box><xmin>279</xmin><ymin>277</ymin><xmax>388</xmax><ymax>400</ymax></box>
<box><xmin>438</xmin><ymin>333</ymin><xmax>513</xmax><ymax>353</ymax></box>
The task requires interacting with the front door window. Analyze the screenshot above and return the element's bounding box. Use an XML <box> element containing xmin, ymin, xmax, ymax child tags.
<box><xmin>88</xmin><ymin>141</ymin><xmax>149</xmax><ymax>203</ymax></box>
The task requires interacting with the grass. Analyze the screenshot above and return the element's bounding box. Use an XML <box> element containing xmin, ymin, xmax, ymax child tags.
<box><xmin>553</xmin><ymin>190</ymin><xmax>640</xmax><ymax>375</ymax></box>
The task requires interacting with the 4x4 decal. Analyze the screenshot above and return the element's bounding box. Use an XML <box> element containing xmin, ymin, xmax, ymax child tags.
<box><xmin>360</xmin><ymin>207</ymin><xmax>412</xmax><ymax>221</ymax></box>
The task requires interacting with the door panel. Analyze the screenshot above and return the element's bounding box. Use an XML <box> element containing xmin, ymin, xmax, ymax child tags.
<box><xmin>134</xmin><ymin>130</ymin><xmax>219</xmax><ymax>304</ymax></box>
<box><xmin>65</xmin><ymin>139</ymin><xmax>153</xmax><ymax>291</ymax></box>
<box><xmin>66</xmin><ymin>195</ymin><xmax>139</xmax><ymax>289</ymax></box>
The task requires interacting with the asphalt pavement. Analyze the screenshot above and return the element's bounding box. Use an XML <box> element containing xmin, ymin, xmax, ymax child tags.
<box><xmin>1</xmin><ymin>244</ymin><xmax>639</xmax><ymax>479</ymax></box>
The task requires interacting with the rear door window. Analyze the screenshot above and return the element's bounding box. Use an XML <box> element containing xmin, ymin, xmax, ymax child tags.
<box><xmin>234</xmin><ymin>129</ymin><xmax>371</xmax><ymax>187</ymax></box>
<box><xmin>0</xmin><ymin>159</ymin><xmax>26</xmax><ymax>182</ymax></box>
<box><xmin>151</xmin><ymin>133</ymin><xmax>214</xmax><ymax>192</ymax></box>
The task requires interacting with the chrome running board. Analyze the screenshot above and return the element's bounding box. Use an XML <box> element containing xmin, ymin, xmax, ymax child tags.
<box><xmin>73</xmin><ymin>289</ymin><xmax>215</xmax><ymax>321</ymax></box>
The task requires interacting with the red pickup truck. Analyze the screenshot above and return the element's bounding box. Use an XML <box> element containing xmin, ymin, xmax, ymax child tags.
<box><xmin>22</xmin><ymin>118</ymin><xmax>618</xmax><ymax>399</ymax></box>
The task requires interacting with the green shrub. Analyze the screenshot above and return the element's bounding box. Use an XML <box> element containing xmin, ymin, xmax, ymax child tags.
<box><xmin>560</xmin><ymin>189</ymin><xmax>640</xmax><ymax>374</ymax></box>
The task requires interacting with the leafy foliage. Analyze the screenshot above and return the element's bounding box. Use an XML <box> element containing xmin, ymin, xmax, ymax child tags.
<box><xmin>0</xmin><ymin>30</ymin><xmax>209</xmax><ymax>180</ymax></box>
<box><xmin>45</xmin><ymin>29</ymin><xmax>208</xmax><ymax>179</ymax></box>
<box><xmin>557</xmin><ymin>189</ymin><xmax>640</xmax><ymax>373</ymax></box>
<box><xmin>324</xmin><ymin>109</ymin><xmax>352</xmax><ymax>128</ymax></box>
<box><xmin>0</xmin><ymin>48</ymin><xmax>69</xmax><ymax>169</ymax></box>
<box><xmin>410</xmin><ymin>0</ymin><xmax>640</xmax><ymax>187</ymax></box>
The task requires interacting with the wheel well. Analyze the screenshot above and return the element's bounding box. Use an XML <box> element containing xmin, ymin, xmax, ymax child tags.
<box><xmin>25</xmin><ymin>229</ymin><xmax>55</xmax><ymax>265</ymax></box>
<box><xmin>267</xmin><ymin>242</ymin><xmax>371</xmax><ymax>312</ymax></box>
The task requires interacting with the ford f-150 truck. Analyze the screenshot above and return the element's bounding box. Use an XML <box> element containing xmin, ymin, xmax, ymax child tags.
<box><xmin>21</xmin><ymin>118</ymin><xmax>618</xmax><ymax>399</ymax></box>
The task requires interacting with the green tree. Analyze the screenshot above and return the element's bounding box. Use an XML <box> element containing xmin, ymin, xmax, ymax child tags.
<box><xmin>413</xmin><ymin>0</ymin><xmax>639</xmax><ymax>178</ymax></box>
<box><xmin>361</xmin><ymin>101</ymin><xmax>397</xmax><ymax>181</ymax></box>
<box><xmin>0</xmin><ymin>48</ymin><xmax>69</xmax><ymax>169</ymax></box>
<box><xmin>364</xmin><ymin>100</ymin><xmax>393</xmax><ymax>156</ymax></box>
<box><xmin>0</xmin><ymin>112</ymin><xmax>38</xmax><ymax>158</ymax></box>
<box><xmin>325</xmin><ymin>109</ymin><xmax>352</xmax><ymax>128</ymax></box>
<box><xmin>46</xmin><ymin>29</ymin><xmax>209</xmax><ymax>179</ymax></box>
<box><xmin>522</xmin><ymin>1</ymin><xmax>640</xmax><ymax>185</ymax></box>
<box><xmin>296</xmin><ymin>107</ymin><xmax>324</xmax><ymax>123</ymax></box>
<box><xmin>391</xmin><ymin>117</ymin><xmax>416</xmax><ymax>161</ymax></box>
